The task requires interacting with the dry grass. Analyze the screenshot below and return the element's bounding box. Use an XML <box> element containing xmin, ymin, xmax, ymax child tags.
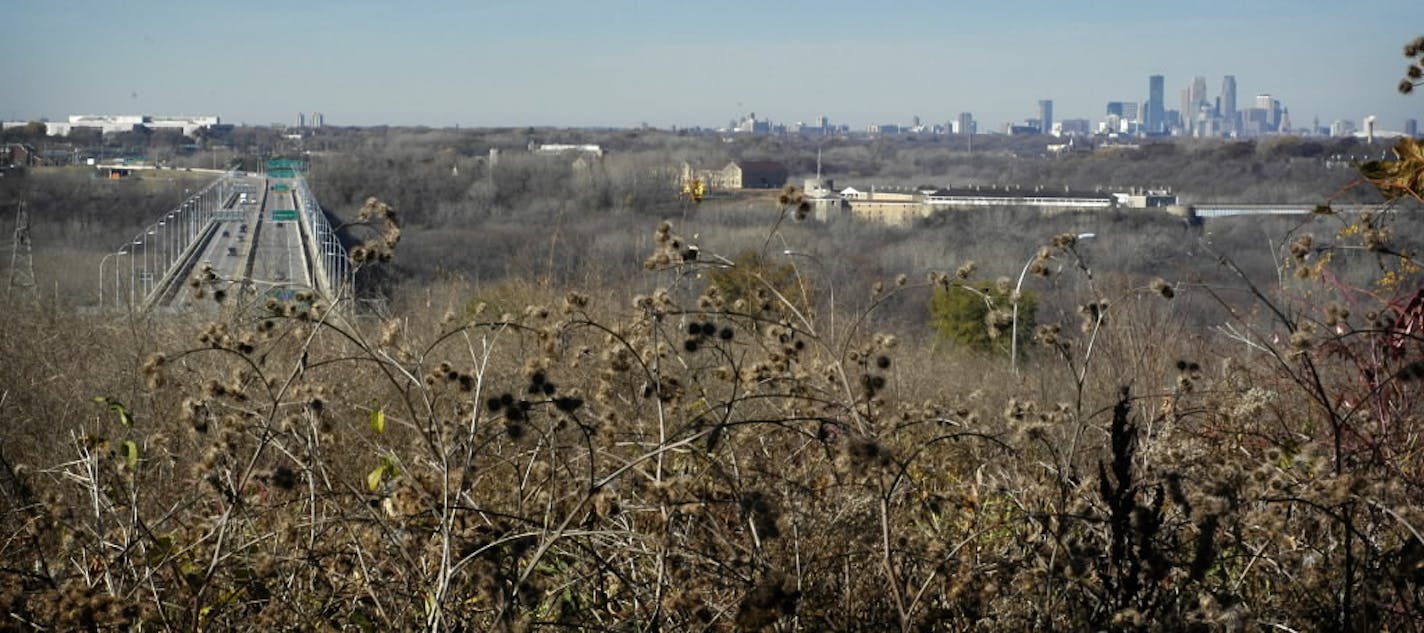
<box><xmin>2</xmin><ymin>183</ymin><xmax>1422</xmax><ymax>632</ymax></box>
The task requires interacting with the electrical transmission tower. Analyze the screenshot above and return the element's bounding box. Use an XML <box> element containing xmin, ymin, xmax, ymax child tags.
<box><xmin>8</xmin><ymin>202</ymin><xmax>35</xmax><ymax>301</ymax></box>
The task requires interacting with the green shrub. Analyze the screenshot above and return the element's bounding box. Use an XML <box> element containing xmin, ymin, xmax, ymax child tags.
<box><xmin>705</xmin><ymin>249</ymin><xmax>813</xmax><ymax>319</ymax></box>
<box><xmin>928</xmin><ymin>280</ymin><xmax>1035</xmax><ymax>355</ymax></box>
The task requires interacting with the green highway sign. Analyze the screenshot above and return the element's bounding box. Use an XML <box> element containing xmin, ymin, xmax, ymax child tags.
<box><xmin>271</xmin><ymin>210</ymin><xmax>299</xmax><ymax>222</ymax></box>
<box><xmin>266</xmin><ymin>158</ymin><xmax>306</xmax><ymax>170</ymax></box>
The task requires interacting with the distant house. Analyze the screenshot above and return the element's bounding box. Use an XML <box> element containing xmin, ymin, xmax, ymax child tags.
<box><xmin>2</xmin><ymin>143</ymin><xmax>41</xmax><ymax>167</ymax></box>
<box><xmin>680</xmin><ymin>160</ymin><xmax>789</xmax><ymax>191</ymax></box>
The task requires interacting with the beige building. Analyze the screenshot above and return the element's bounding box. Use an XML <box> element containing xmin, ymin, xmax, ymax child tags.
<box><xmin>845</xmin><ymin>191</ymin><xmax>927</xmax><ymax>226</ymax></box>
<box><xmin>680</xmin><ymin>160</ymin><xmax>788</xmax><ymax>190</ymax></box>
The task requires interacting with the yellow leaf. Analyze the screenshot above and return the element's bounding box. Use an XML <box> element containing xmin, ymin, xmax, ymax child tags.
<box><xmin>381</xmin><ymin>452</ymin><xmax>401</xmax><ymax>478</ymax></box>
<box><xmin>120</xmin><ymin>441</ymin><xmax>139</xmax><ymax>469</ymax></box>
<box><xmin>369</xmin><ymin>409</ymin><xmax>386</xmax><ymax>435</ymax></box>
<box><xmin>366</xmin><ymin>464</ymin><xmax>385</xmax><ymax>492</ymax></box>
<box><xmin>93</xmin><ymin>396</ymin><xmax>134</xmax><ymax>427</ymax></box>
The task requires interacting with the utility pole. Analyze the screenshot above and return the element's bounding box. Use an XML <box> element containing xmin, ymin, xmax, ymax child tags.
<box><xmin>8</xmin><ymin>201</ymin><xmax>36</xmax><ymax>302</ymax></box>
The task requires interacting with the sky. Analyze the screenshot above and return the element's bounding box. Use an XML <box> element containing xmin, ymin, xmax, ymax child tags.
<box><xmin>3</xmin><ymin>0</ymin><xmax>1421</xmax><ymax>132</ymax></box>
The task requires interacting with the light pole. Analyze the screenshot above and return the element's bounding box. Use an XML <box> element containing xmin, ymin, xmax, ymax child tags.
<box><xmin>99</xmin><ymin>250</ymin><xmax>119</xmax><ymax>306</ymax></box>
<box><xmin>168</xmin><ymin>213</ymin><xmax>178</xmax><ymax>265</ymax></box>
<box><xmin>168</xmin><ymin>211</ymin><xmax>180</xmax><ymax>264</ymax></box>
<box><xmin>1011</xmin><ymin>233</ymin><xmax>1095</xmax><ymax>376</ymax></box>
<box><xmin>145</xmin><ymin>227</ymin><xmax>158</xmax><ymax>300</ymax></box>
<box><xmin>129</xmin><ymin>239</ymin><xmax>141</xmax><ymax>307</ymax></box>
<box><xmin>158</xmin><ymin>220</ymin><xmax>169</xmax><ymax>276</ymax></box>
<box><xmin>181</xmin><ymin>209</ymin><xmax>188</xmax><ymax>255</ymax></box>
<box><xmin>113</xmin><ymin>250</ymin><xmax>129</xmax><ymax>309</ymax></box>
<box><xmin>781</xmin><ymin>249</ymin><xmax>834</xmax><ymax>340</ymax></box>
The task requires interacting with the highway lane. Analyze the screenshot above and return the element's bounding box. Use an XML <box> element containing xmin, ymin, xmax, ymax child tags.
<box><xmin>163</xmin><ymin>176</ymin><xmax>314</xmax><ymax>310</ymax></box>
<box><xmin>247</xmin><ymin>183</ymin><xmax>312</xmax><ymax>291</ymax></box>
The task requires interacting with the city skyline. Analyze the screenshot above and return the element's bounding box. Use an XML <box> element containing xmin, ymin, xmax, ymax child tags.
<box><xmin>2</xmin><ymin>1</ymin><xmax>1420</xmax><ymax>131</ymax></box>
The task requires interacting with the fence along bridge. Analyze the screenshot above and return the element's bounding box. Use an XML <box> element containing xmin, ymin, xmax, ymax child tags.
<box><xmin>101</xmin><ymin>159</ymin><xmax>351</xmax><ymax>313</ymax></box>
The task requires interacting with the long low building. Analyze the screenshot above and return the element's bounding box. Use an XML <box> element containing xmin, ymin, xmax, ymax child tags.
<box><xmin>924</xmin><ymin>185</ymin><xmax>1115</xmax><ymax>210</ymax></box>
<box><xmin>839</xmin><ymin>185</ymin><xmax>1175</xmax><ymax>226</ymax></box>
<box><xmin>6</xmin><ymin>114</ymin><xmax>227</xmax><ymax>137</ymax></box>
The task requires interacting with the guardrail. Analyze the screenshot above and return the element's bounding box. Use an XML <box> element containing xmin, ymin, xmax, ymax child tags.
<box><xmin>140</xmin><ymin>171</ymin><xmax>241</xmax><ymax>310</ymax></box>
<box><xmin>106</xmin><ymin>170</ymin><xmax>240</xmax><ymax>311</ymax></box>
<box><xmin>291</xmin><ymin>176</ymin><xmax>353</xmax><ymax>306</ymax></box>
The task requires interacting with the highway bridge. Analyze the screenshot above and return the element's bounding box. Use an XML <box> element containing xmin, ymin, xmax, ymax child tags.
<box><xmin>100</xmin><ymin>164</ymin><xmax>351</xmax><ymax>313</ymax></box>
<box><xmin>1190</xmin><ymin>203</ymin><xmax>1376</xmax><ymax>218</ymax></box>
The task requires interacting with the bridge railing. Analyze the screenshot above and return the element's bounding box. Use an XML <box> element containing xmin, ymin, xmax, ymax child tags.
<box><xmin>106</xmin><ymin>170</ymin><xmax>239</xmax><ymax>310</ymax></box>
<box><xmin>292</xmin><ymin>176</ymin><xmax>352</xmax><ymax>305</ymax></box>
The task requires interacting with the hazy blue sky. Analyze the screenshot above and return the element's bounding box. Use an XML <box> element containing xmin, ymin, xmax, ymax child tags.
<box><xmin>3</xmin><ymin>0</ymin><xmax>1421</xmax><ymax>131</ymax></box>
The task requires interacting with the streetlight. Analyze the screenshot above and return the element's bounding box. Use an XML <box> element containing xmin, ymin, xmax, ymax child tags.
<box><xmin>181</xmin><ymin>209</ymin><xmax>189</xmax><ymax>255</ymax></box>
<box><xmin>112</xmin><ymin>250</ymin><xmax>130</xmax><ymax>309</ymax></box>
<box><xmin>780</xmin><ymin>249</ymin><xmax>834</xmax><ymax>340</ymax></box>
<box><xmin>128</xmin><ymin>239</ymin><xmax>142</xmax><ymax>307</ymax></box>
<box><xmin>1010</xmin><ymin>233</ymin><xmax>1095</xmax><ymax>376</ymax></box>
<box><xmin>169</xmin><ymin>212</ymin><xmax>179</xmax><ymax>258</ymax></box>
<box><xmin>158</xmin><ymin>220</ymin><xmax>169</xmax><ymax>275</ymax></box>
<box><xmin>145</xmin><ymin>228</ymin><xmax>158</xmax><ymax>298</ymax></box>
<box><xmin>167</xmin><ymin>211</ymin><xmax>180</xmax><ymax>266</ymax></box>
<box><xmin>99</xmin><ymin>250</ymin><xmax>121</xmax><ymax>306</ymax></box>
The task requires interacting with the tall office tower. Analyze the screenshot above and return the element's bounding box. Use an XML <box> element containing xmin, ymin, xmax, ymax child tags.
<box><xmin>298</xmin><ymin>112</ymin><xmax>306</xmax><ymax>128</ymax></box>
<box><xmin>1147</xmin><ymin>75</ymin><xmax>1165</xmax><ymax>134</ymax></box>
<box><xmin>1190</xmin><ymin>76</ymin><xmax>1207</xmax><ymax>110</ymax></box>
<box><xmin>1406</xmin><ymin>118</ymin><xmax>1419</xmax><ymax>138</ymax></box>
<box><xmin>312</xmin><ymin>112</ymin><xmax>324</xmax><ymax>128</ymax></box>
<box><xmin>1221</xmin><ymin>75</ymin><xmax>1237</xmax><ymax>119</ymax></box>
<box><xmin>1180</xmin><ymin>87</ymin><xmax>1192</xmax><ymax>131</ymax></box>
<box><xmin>1038</xmin><ymin>100</ymin><xmax>1053</xmax><ymax>135</ymax></box>
<box><xmin>1183</xmin><ymin>76</ymin><xmax>1208</xmax><ymax>133</ymax></box>
<box><xmin>956</xmin><ymin>112</ymin><xmax>975</xmax><ymax>135</ymax></box>
<box><xmin>1255</xmin><ymin>94</ymin><xmax>1279</xmax><ymax>130</ymax></box>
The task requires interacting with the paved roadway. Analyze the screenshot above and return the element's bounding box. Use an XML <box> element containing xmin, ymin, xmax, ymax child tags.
<box><xmin>162</xmin><ymin>176</ymin><xmax>314</xmax><ymax>310</ymax></box>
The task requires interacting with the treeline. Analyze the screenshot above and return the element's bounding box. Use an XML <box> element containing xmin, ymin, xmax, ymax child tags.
<box><xmin>293</xmin><ymin>127</ymin><xmax>1407</xmax><ymax>320</ymax></box>
<box><xmin>3</xmin><ymin>126</ymin><xmax>1412</xmax><ymax>313</ymax></box>
<box><xmin>0</xmin><ymin>167</ymin><xmax>209</xmax><ymax>246</ymax></box>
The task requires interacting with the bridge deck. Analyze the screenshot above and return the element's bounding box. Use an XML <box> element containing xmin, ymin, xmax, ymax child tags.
<box><xmin>161</xmin><ymin>176</ymin><xmax>315</xmax><ymax>310</ymax></box>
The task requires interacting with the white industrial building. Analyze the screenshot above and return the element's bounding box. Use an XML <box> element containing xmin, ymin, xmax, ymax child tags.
<box><xmin>26</xmin><ymin>114</ymin><xmax>222</xmax><ymax>137</ymax></box>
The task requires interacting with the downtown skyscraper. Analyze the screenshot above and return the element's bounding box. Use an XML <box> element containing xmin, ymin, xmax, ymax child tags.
<box><xmin>1146</xmin><ymin>75</ymin><xmax>1165</xmax><ymax>134</ymax></box>
<box><xmin>1183</xmin><ymin>76</ymin><xmax>1209</xmax><ymax>134</ymax></box>
<box><xmin>1220</xmin><ymin>75</ymin><xmax>1237</xmax><ymax>119</ymax></box>
<box><xmin>1220</xmin><ymin>75</ymin><xmax>1238</xmax><ymax>133</ymax></box>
